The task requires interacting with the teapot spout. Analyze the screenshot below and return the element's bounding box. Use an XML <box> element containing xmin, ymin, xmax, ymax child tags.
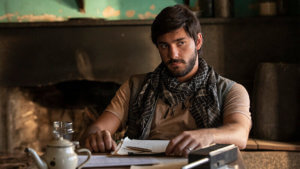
<box><xmin>25</xmin><ymin>148</ymin><xmax>48</xmax><ymax>169</ymax></box>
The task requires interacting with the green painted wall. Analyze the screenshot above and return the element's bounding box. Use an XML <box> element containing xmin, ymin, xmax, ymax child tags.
<box><xmin>0</xmin><ymin>0</ymin><xmax>187</xmax><ymax>22</ymax></box>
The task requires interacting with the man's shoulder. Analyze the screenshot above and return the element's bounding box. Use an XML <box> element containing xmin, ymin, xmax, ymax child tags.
<box><xmin>214</xmin><ymin>74</ymin><xmax>236</xmax><ymax>106</ymax></box>
<box><xmin>216</xmin><ymin>74</ymin><xmax>236</xmax><ymax>88</ymax></box>
<box><xmin>128</xmin><ymin>73</ymin><xmax>147</xmax><ymax>87</ymax></box>
<box><xmin>215</xmin><ymin>74</ymin><xmax>235</xmax><ymax>90</ymax></box>
<box><xmin>127</xmin><ymin>73</ymin><xmax>148</xmax><ymax>92</ymax></box>
<box><xmin>129</xmin><ymin>73</ymin><xmax>147</xmax><ymax>81</ymax></box>
<box><xmin>126</xmin><ymin>73</ymin><xmax>148</xmax><ymax>105</ymax></box>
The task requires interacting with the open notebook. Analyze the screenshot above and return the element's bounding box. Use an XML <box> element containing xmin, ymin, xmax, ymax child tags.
<box><xmin>112</xmin><ymin>137</ymin><xmax>170</xmax><ymax>156</ymax></box>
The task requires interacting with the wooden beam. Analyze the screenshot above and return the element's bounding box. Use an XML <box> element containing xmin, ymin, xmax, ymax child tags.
<box><xmin>77</xmin><ymin>0</ymin><xmax>85</xmax><ymax>13</ymax></box>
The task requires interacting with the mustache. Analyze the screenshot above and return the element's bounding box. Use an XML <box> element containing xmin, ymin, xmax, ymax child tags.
<box><xmin>167</xmin><ymin>59</ymin><xmax>186</xmax><ymax>65</ymax></box>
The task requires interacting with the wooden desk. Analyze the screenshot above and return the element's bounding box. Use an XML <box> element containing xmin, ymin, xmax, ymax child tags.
<box><xmin>0</xmin><ymin>150</ymin><xmax>245</xmax><ymax>169</ymax></box>
<box><xmin>83</xmin><ymin>149</ymin><xmax>245</xmax><ymax>169</ymax></box>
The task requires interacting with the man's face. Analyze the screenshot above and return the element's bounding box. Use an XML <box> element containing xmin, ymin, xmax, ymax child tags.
<box><xmin>157</xmin><ymin>27</ymin><xmax>202</xmax><ymax>80</ymax></box>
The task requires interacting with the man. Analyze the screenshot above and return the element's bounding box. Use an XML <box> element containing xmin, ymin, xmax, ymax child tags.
<box><xmin>83</xmin><ymin>5</ymin><xmax>251</xmax><ymax>157</ymax></box>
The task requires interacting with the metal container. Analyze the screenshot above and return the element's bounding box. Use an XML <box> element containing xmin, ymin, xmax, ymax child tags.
<box><xmin>53</xmin><ymin>121</ymin><xmax>74</xmax><ymax>140</ymax></box>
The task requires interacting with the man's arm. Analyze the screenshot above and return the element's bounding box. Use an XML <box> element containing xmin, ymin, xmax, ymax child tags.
<box><xmin>165</xmin><ymin>113</ymin><xmax>251</xmax><ymax>157</ymax></box>
<box><xmin>82</xmin><ymin>111</ymin><xmax>121</xmax><ymax>152</ymax></box>
<box><xmin>82</xmin><ymin>80</ymin><xmax>130</xmax><ymax>153</ymax></box>
<box><xmin>165</xmin><ymin>83</ymin><xmax>252</xmax><ymax>157</ymax></box>
<box><xmin>214</xmin><ymin>113</ymin><xmax>251</xmax><ymax>149</ymax></box>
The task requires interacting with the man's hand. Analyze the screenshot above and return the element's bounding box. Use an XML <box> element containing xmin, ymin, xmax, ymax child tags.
<box><xmin>165</xmin><ymin>113</ymin><xmax>251</xmax><ymax>157</ymax></box>
<box><xmin>82</xmin><ymin>111</ymin><xmax>121</xmax><ymax>153</ymax></box>
<box><xmin>165</xmin><ymin>129</ymin><xmax>213</xmax><ymax>157</ymax></box>
<box><xmin>85</xmin><ymin>130</ymin><xmax>117</xmax><ymax>153</ymax></box>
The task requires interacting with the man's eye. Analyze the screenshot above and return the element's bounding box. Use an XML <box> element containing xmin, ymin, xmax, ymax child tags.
<box><xmin>178</xmin><ymin>41</ymin><xmax>185</xmax><ymax>46</ymax></box>
<box><xmin>159</xmin><ymin>44</ymin><xmax>168</xmax><ymax>49</ymax></box>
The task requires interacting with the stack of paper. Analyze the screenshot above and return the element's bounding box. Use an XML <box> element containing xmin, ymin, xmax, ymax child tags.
<box><xmin>112</xmin><ymin>137</ymin><xmax>170</xmax><ymax>155</ymax></box>
<box><xmin>78</xmin><ymin>137</ymin><xmax>187</xmax><ymax>168</ymax></box>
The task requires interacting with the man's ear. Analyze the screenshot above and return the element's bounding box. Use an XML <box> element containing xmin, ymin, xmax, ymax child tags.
<box><xmin>196</xmin><ymin>33</ymin><xmax>203</xmax><ymax>50</ymax></box>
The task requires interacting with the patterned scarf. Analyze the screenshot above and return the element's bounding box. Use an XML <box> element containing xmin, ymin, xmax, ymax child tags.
<box><xmin>126</xmin><ymin>57</ymin><xmax>221</xmax><ymax>139</ymax></box>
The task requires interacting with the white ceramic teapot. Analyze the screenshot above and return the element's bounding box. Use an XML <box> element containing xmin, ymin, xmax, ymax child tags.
<box><xmin>25</xmin><ymin>137</ymin><xmax>91</xmax><ymax>169</ymax></box>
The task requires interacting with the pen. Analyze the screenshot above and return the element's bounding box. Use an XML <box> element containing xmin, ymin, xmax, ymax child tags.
<box><xmin>125</xmin><ymin>146</ymin><xmax>152</xmax><ymax>152</ymax></box>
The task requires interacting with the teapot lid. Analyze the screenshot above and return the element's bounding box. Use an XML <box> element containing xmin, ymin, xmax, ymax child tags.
<box><xmin>47</xmin><ymin>137</ymin><xmax>73</xmax><ymax>147</ymax></box>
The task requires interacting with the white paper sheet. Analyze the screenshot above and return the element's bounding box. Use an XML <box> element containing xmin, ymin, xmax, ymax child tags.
<box><xmin>114</xmin><ymin>137</ymin><xmax>170</xmax><ymax>155</ymax></box>
<box><xmin>78</xmin><ymin>155</ymin><xmax>160</xmax><ymax>168</ymax></box>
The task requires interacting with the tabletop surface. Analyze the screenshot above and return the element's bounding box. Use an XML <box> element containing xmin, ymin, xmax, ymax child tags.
<box><xmin>0</xmin><ymin>150</ymin><xmax>245</xmax><ymax>169</ymax></box>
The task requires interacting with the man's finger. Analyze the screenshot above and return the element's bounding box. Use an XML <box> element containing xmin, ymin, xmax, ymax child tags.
<box><xmin>165</xmin><ymin>134</ymin><xmax>185</xmax><ymax>155</ymax></box>
<box><xmin>85</xmin><ymin>137</ymin><xmax>92</xmax><ymax>151</ymax></box>
<box><xmin>111</xmin><ymin>140</ymin><xmax>117</xmax><ymax>151</ymax></box>
<box><xmin>182</xmin><ymin>142</ymin><xmax>199</xmax><ymax>157</ymax></box>
<box><xmin>172</xmin><ymin>136</ymin><xmax>191</xmax><ymax>156</ymax></box>
<box><xmin>96</xmin><ymin>131</ymin><xmax>105</xmax><ymax>152</ymax></box>
<box><xmin>103</xmin><ymin>130</ymin><xmax>112</xmax><ymax>151</ymax></box>
<box><xmin>90</xmin><ymin>134</ymin><xmax>99</xmax><ymax>152</ymax></box>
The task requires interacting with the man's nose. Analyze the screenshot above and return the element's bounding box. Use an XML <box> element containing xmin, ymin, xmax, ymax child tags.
<box><xmin>168</xmin><ymin>46</ymin><xmax>179</xmax><ymax>59</ymax></box>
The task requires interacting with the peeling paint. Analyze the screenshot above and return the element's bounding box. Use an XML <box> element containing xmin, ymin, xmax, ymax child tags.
<box><xmin>150</xmin><ymin>4</ymin><xmax>156</xmax><ymax>10</ymax></box>
<box><xmin>0</xmin><ymin>1</ymin><xmax>181</xmax><ymax>22</ymax></box>
<box><xmin>16</xmin><ymin>14</ymin><xmax>65</xmax><ymax>22</ymax></box>
<box><xmin>126</xmin><ymin>10</ymin><xmax>135</xmax><ymax>18</ymax></box>
<box><xmin>102</xmin><ymin>6</ymin><xmax>120</xmax><ymax>18</ymax></box>
<box><xmin>0</xmin><ymin>13</ymin><xmax>15</xmax><ymax>21</ymax></box>
<box><xmin>138</xmin><ymin>11</ymin><xmax>157</xmax><ymax>19</ymax></box>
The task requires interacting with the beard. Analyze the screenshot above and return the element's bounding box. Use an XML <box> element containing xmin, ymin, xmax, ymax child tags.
<box><xmin>165</xmin><ymin>49</ymin><xmax>198</xmax><ymax>77</ymax></box>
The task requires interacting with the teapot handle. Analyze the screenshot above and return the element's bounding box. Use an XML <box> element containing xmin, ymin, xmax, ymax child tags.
<box><xmin>76</xmin><ymin>148</ymin><xmax>91</xmax><ymax>169</ymax></box>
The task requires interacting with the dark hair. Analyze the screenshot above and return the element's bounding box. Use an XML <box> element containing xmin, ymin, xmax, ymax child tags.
<box><xmin>151</xmin><ymin>4</ymin><xmax>201</xmax><ymax>45</ymax></box>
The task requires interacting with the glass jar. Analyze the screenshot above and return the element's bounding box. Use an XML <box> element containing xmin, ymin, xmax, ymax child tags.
<box><xmin>53</xmin><ymin>121</ymin><xmax>74</xmax><ymax>141</ymax></box>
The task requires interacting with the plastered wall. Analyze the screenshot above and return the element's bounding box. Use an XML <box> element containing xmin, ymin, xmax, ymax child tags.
<box><xmin>0</xmin><ymin>0</ymin><xmax>195</xmax><ymax>22</ymax></box>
